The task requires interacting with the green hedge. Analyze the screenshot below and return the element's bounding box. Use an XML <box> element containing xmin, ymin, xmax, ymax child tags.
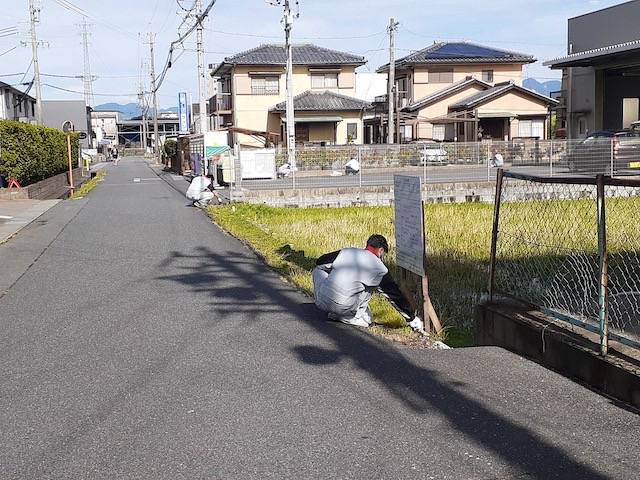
<box><xmin>0</xmin><ymin>120</ymin><xmax>80</xmax><ymax>186</ymax></box>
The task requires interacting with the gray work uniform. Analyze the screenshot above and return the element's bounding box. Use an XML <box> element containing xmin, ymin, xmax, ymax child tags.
<box><xmin>312</xmin><ymin>248</ymin><xmax>388</xmax><ymax>326</ymax></box>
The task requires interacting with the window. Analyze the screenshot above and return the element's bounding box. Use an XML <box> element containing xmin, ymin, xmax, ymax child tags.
<box><xmin>428</xmin><ymin>69</ymin><xmax>453</xmax><ymax>83</ymax></box>
<box><xmin>251</xmin><ymin>76</ymin><xmax>279</xmax><ymax>95</ymax></box>
<box><xmin>311</xmin><ymin>73</ymin><xmax>338</xmax><ymax>89</ymax></box>
<box><xmin>31</xmin><ymin>102</ymin><xmax>35</xmax><ymax>117</ymax></box>
<box><xmin>400</xmin><ymin>125</ymin><xmax>413</xmax><ymax>142</ymax></box>
<box><xmin>347</xmin><ymin>122</ymin><xmax>357</xmax><ymax>140</ymax></box>
<box><xmin>432</xmin><ymin>124</ymin><xmax>445</xmax><ymax>141</ymax></box>
<box><xmin>518</xmin><ymin>119</ymin><xmax>545</xmax><ymax>138</ymax></box>
<box><xmin>482</xmin><ymin>70</ymin><xmax>494</xmax><ymax>83</ymax></box>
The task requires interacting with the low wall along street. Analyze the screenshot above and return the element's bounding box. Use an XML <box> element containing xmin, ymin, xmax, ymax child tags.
<box><xmin>0</xmin><ymin>167</ymin><xmax>86</xmax><ymax>200</ymax></box>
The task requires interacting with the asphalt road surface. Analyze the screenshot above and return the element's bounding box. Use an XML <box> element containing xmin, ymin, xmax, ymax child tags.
<box><xmin>1</xmin><ymin>157</ymin><xmax>638</xmax><ymax>479</ymax></box>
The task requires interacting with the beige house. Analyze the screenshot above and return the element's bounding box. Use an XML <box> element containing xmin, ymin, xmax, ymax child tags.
<box><xmin>210</xmin><ymin>44</ymin><xmax>369</xmax><ymax>148</ymax></box>
<box><xmin>368</xmin><ymin>42</ymin><xmax>558</xmax><ymax>142</ymax></box>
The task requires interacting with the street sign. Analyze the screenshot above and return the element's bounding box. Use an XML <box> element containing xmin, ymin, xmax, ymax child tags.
<box><xmin>393</xmin><ymin>175</ymin><xmax>425</xmax><ymax>276</ymax></box>
<box><xmin>62</xmin><ymin>120</ymin><xmax>74</xmax><ymax>133</ymax></box>
<box><xmin>178</xmin><ymin>92</ymin><xmax>190</xmax><ymax>133</ymax></box>
<box><xmin>78</xmin><ymin>132</ymin><xmax>87</xmax><ymax>139</ymax></box>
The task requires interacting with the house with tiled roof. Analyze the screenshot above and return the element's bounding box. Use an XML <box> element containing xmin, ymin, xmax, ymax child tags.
<box><xmin>210</xmin><ymin>44</ymin><xmax>369</xmax><ymax>147</ymax></box>
<box><xmin>367</xmin><ymin>42</ymin><xmax>557</xmax><ymax>143</ymax></box>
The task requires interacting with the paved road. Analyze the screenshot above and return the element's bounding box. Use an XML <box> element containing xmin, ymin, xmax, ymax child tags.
<box><xmin>1</xmin><ymin>157</ymin><xmax>638</xmax><ymax>480</ymax></box>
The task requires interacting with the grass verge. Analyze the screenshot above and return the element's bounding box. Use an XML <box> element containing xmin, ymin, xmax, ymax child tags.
<box><xmin>71</xmin><ymin>170</ymin><xmax>106</xmax><ymax>199</ymax></box>
<box><xmin>206</xmin><ymin>203</ymin><xmax>482</xmax><ymax>347</ymax></box>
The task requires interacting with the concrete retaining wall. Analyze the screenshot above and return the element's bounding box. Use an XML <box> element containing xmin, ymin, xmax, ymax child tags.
<box><xmin>0</xmin><ymin>167</ymin><xmax>86</xmax><ymax>200</ymax></box>
<box><xmin>476</xmin><ymin>300</ymin><xmax>640</xmax><ymax>409</ymax></box>
<box><xmin>235</xmin><ymin>181</ymin><xmax>496</xmax><ymax>207</ymax></box>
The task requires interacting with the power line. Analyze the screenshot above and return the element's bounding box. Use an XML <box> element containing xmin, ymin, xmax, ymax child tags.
<box><xmin>43</xmin><ymin>83</ymin><xmax>139</xmax><ymax>97</ymax></box>
<box><xmin>154</xmin><ymin>0</ymin><xmax>218</xmax><ymax>93</ymax></box>
<box><xmin>0</xmin><ymin>46</ymin><xmax>18</xmax><ymax>57</ymax></box>
<box><xmin>52</xmin><ymin>0</ymin><xmax>138</xmax><ymax>39</ymax></box>
<box><xmin>205</xmin><ymin>28</ymin><xmax>386</xmax><ymax>40</ymax></box>
<box><xmin>401</xmin><ymin>26</ymin><xmax>565</xmax><ymax>48</ymax></box>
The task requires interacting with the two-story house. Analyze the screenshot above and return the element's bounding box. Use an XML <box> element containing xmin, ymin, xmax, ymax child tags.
<box><xmin>368</xmin><ymin>42</ymin><xmax>557</xmax><ymax>142</ymax></box>
<box><xmin>0</xmin><ymin>81</ymin><xmax>37</xmax><ymax>123</ymax></box>
<box><xmin>210</xmin><ymin>44</ymin><xmax>370</xmax><ymax>148</ymax></box>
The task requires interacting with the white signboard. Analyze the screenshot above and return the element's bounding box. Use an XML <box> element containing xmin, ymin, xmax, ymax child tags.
<box><xmin>394</xmin><ymin>175</ymin><xmax>425</xmax><ymax>276</ymax></box>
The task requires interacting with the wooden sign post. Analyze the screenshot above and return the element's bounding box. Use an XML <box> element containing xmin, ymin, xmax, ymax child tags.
<box><xmin>393</xmin><ymin>175</ymin><xmax>442</xmax><ymax>335</ymax></box>
<box><xmin>62</xmin><ymin>121</ymin><xmax>75</xmax><ymax>195</ymax></box>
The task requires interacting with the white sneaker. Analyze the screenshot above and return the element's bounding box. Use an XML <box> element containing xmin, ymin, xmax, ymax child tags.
<box><xmin>339</xmin><ymin>316</ymin><xmax>371</xmax><ymax>328</ymax></box>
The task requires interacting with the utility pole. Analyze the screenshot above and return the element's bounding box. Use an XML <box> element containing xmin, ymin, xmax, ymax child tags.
<box><xmin>28</xmin><ymin>0</ymin><xmax>43</xmax><ymax>124</ymax></box>
<box><xmin>387</xmin><ymin>17</ymin><xmax>399</xmax><ymax>144</ymax></box>
<box><xmin>80</xmin><ymin>17</ymin><xmax>94</xmax><ymax>108</ymax></box>
<box><xmin>138</xmin><ymin>90</ymin><xmax>147</xmax><ymax>151</ymax></box>
<box><xmin>149</xmin><ymin>32</ymin><xmax>160</xmax><ymax>163</ymax></box>
<box><xmin>267</xmin><ymin>1</ymin><xmax>299</xmax><ymax>169</ymax></box>
<box><xmin>195</xmin><ymin>0</ymin><xmax>208</xmax><ymax>133</ymax></box>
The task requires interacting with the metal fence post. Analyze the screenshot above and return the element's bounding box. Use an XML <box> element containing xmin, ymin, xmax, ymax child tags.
<box><xmin>610</xmin><ymin>137</ymin><xmax>615</xmax><ymax>177</ymax></box>
<box><xmin>422</xmin><ymin>145</ymin><xmax>427</xmax><ymax>184</ymax></box>
<box><xmin>596</xmin><ymin>174</ymin><xmax>609</xmax><ymax>356</ymax></box>
<box><xmin>358</xmin><ymin>146</ymin><xmax>362</xmax><ymax>197</ymax></box>
<box><xmin>550</xmin><ymin>139</ymin><xmax>554</xmax><ymax>177</ymax></box>
<box><xmin>488</xmin><ymin>168</ymin><xmax>505</xmax><ymax>302</ymax></box>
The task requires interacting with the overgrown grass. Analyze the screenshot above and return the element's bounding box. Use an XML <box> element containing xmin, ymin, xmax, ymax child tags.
<box><xmin>207</xmin><ymin>203</ymin><xmax>493</xmax><ymax>346</ymax></box>
<box><xmin>207</xmin><ymin>195</ymin><xmax>639</xmax><ymax>348</ymax></box>
<box><xmin>71</xmin><ymin>170</ymin><xmax>106</xmax><ymax>199</ymax></box>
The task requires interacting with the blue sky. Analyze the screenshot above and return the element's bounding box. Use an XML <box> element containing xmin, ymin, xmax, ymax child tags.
<box><xmin>0</xmin><ymin>0</ymin><xmax>626</xmax><ymax>108</ymax></box>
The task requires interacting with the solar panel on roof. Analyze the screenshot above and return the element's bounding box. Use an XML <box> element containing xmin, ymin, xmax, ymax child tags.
<box><xmin>427</xmin><ymin>43</ymin><xmax>513</xmax><ymax>59</ymax></box>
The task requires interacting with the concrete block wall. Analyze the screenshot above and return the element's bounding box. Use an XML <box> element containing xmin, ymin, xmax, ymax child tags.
<box><xmin>0</xmin><ymin>167</ymin><xmax>86</xmax><ymax>200</ymax></box>
<box><xmin>237</xmin><ymin>182</ymin><xmax>496</xmax><ymax>208</ymax></box>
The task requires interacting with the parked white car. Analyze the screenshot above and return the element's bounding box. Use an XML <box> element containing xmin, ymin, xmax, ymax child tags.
<box><xmin>410</xmin><ymin>141</ymin><xmax>449</xmax><ymax>166</ymax></box>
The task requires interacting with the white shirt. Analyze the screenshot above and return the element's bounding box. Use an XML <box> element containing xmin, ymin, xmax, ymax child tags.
<box><xmin>186</xmin><ymin>176</ymin><xmax>211</xmax><ymax>200</ymax></box>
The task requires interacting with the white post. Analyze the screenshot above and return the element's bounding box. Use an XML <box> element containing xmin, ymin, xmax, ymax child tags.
<box><xmin>387</xmin><ymin>18</ymin><xmax>398</xmax><ymax>145</ymax></box>
<box><xmin>610</xmin><ymin>137</ymin><xmax>615</xmax><ymax>177</ymax></box>
<box><xmin>149</xmin><ymin>32</ymin><xmax>160</xmax><ymax>164</ymax></box>
<box><xmin>28</xmin><ymin>0</ymin><xmax>43</xmax><ymax>124</ymax></box>
<box><xmin>358</xmin><ymin>146</ymin><xmax>362</xmax><ymax>194</ymax></box>
<box><xmin>284</xmin><ymin>1</ymin><xmax>296</xmax><ymax>172</ymax></box>
<box><xmin>196</xmin><ymin>0</ymin><xmax>208</xmax><ymax>134</ymax></box>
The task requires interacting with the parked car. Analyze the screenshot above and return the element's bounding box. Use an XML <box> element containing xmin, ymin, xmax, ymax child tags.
<box><xmin>565</xmin><ymin>130</ymin><xmax>640</xmax><ymax>173</ymax></box>
<box><xmin>409</xmin><ymin>141</ymin><xmax>449</xmax><ymax>166</ymax></box>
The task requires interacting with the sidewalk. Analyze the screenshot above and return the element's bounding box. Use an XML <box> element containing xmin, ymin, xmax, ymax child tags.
<box><xmin>0</xmin><ymin>199</ymin><xmax>60</xmax><ymax>244</ymax></box>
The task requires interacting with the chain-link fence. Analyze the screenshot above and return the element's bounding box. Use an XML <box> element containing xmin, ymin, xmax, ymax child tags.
<box><xmin>489</xmin><ymin>170</ymin><xmax>640</xmax><ymax>354</ymax></box>
<box><xmin>235</xmin><ymin>138</ymin><xmax>640</xmax><ymax>193</ymax></box>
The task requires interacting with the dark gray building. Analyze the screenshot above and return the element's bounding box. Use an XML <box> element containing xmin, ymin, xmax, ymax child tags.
<box><xmin>545</xmin><ymin>0</ymin><xmax>640</xmax><ymax>138</ymax></box>
<box><xmin>42</xmin><ymin>100</ymin><xmax>92</xmax><ymax>148</ymax></box>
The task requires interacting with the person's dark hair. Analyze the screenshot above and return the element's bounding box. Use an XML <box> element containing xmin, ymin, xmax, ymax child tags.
<box><xmin>366</xmin><ymin>234</ymin><xmax>389</xmax><ymax>253</ymax></box>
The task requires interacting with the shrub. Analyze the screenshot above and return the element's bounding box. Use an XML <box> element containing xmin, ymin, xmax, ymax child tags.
<box><xmin>164</xmin><ymin>138</ymin><xmax>177</xmax><ymax>158</ymax></box>
<box><xmin>0</xmin><ymin>120</ymin><xmax>80</xmax><ymax>186</ymax></box>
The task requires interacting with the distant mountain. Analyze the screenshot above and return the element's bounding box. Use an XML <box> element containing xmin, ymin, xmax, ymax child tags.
<box><xmin>523</xmin><ymin>78</ymin><xmax>561</xmax><ymax>97</ymax></box>
<box><xmin>94</xmin><ymin>102</ymin><xmax>178</xmax><ymax>119</ymax></box>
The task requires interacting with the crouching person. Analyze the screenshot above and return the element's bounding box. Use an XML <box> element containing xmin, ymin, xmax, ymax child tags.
<box><xmin>312</xmin><ymin>234</ymin><xmax>425</xmax><ymax>332</ymax></box>
<box><xmin>186</xmin><ymin>175</ymin><xmax>216</xmax><ymax>208</ymax></box>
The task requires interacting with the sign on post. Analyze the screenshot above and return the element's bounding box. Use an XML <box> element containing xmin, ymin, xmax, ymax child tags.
<box><xmin>178</xmin><ymin>92</ymin><xmax>190</xmax><ymax>133</ymax></box>
<box><xmin>393</xmin><ymin>175</ymin><xmax>425</xmax><ymax>276</ymax></box>
<box><xmin>393</xmin><ymin>175</ymin><xmax>442</xmax><ymax>335</ymax></box>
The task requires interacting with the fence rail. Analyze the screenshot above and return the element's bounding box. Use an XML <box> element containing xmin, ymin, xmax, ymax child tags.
<box><xmin>489</xmin><ymin>169</ymin><xmax>640</xmax><ymax>354</ymax></box>
<box><xmin>235</xmin><ymin>139</ymin><xmax>640</xmax><ymax>192</ymax></box>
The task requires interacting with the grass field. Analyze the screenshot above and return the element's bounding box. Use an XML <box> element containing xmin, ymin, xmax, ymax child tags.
<box><xmin>208</xmin><ymin>203</ymin><xmax>496</xmax><ymax>346</ymax></box>
<box><xmin>206</xmin><ymin>187</ymin><xmax>639</xmax><ymax>347</ymax></box>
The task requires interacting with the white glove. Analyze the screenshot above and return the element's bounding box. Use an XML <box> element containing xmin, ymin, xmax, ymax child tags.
<box><xmin>409</xmin><ymin>317</ymin><xmax>425</xmax><ymax>333</ymax></box>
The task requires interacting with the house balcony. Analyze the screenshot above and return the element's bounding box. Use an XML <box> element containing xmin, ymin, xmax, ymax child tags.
<box><xmin>210</xmin><ymin>93</ymin><xmax>232</xmax><ymax>113</ymax></box>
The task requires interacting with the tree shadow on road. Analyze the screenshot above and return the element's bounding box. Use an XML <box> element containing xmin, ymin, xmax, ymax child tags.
<box><xmin>156</xmin><ymin>245</ymin><xmax>614</xmax><ymax>480</ymax></box>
